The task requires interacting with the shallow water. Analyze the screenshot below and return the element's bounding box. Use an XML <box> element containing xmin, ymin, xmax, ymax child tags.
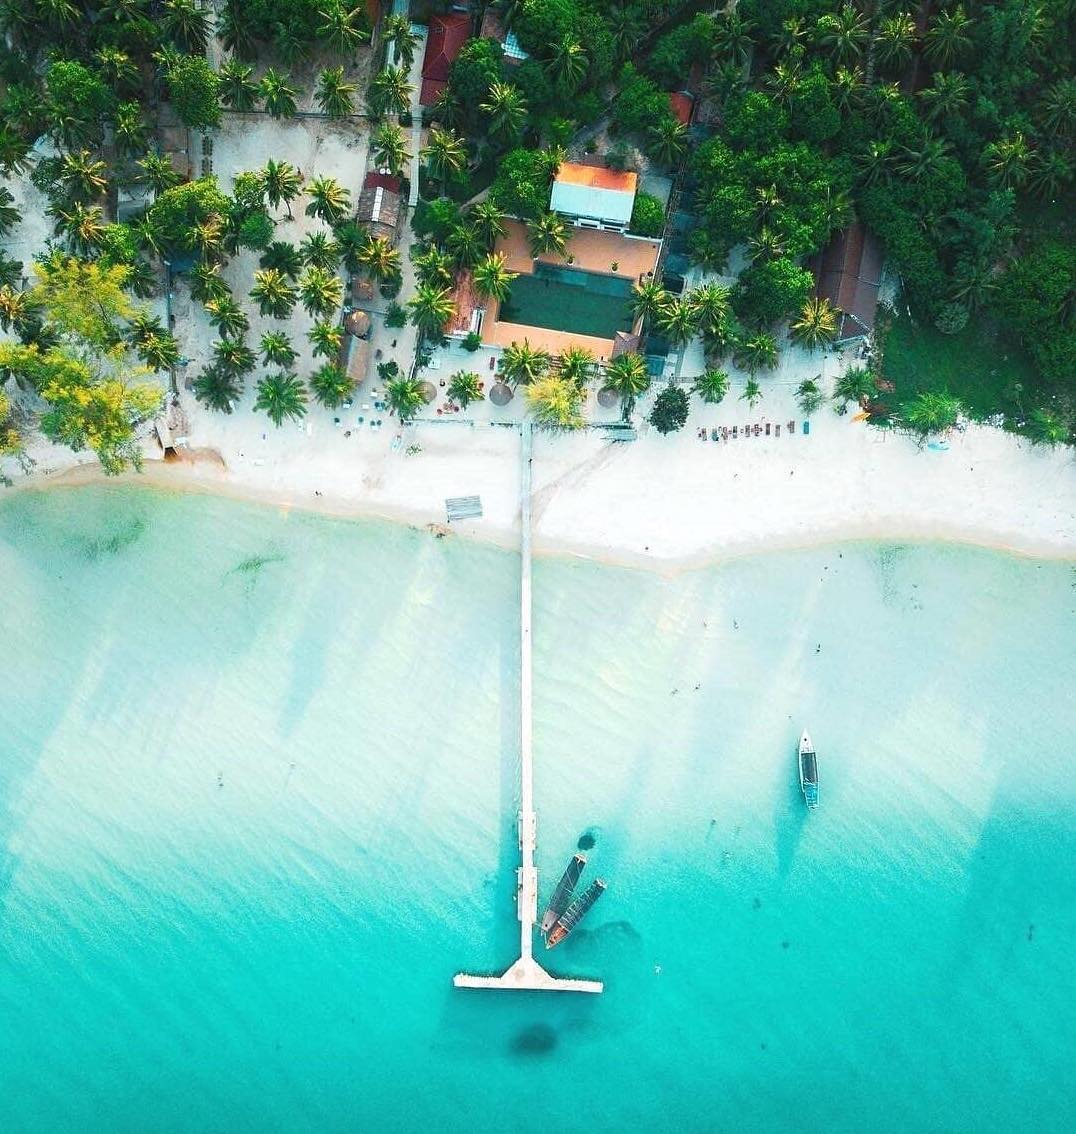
<box><xmin>1</xmin><ymin>486</ymin><xmax>1074</xmax><ymax>1133</ymax></box>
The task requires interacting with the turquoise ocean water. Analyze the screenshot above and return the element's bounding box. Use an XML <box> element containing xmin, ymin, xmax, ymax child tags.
<box><xmin>1</xmin><ymin>486</ymin><xmax>1074</xmax><ymax>1133</ymax></box>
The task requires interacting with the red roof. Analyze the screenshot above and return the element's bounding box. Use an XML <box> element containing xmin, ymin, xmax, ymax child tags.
<box><xmin>363</xmin><ymin>170</ymin><xmax>401</xmax><ymax>192</ymax></box>
<box><xmin>810</xmin><ymin>222</ymin><xmax>884</xmax><ymax>340</ymax></box>
<box><xmin>419</xmin><ymin>13</ymin><xmax>471</xmax><ymax>107</ymax></box>
<box><xmin>668</xmin><ymin>92</ymin><xmax>695</xmax><ymax>126</ymax></box>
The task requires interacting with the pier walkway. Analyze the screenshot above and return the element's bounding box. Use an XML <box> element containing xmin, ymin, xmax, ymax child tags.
<box><xmin>454</xmin><ymin>424</ymin><xmax>603</xmax><ymax>994</ymax></box>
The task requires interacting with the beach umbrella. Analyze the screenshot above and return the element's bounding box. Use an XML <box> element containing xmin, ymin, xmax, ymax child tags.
<box><xmin>489</xmin><ymin>382</ymin><xmax>513</xmax><ymax>406</ymax></box>
<box><xmin>419</xmin><ymin>381</ymin><xmax>437</xmax><ymax>404</ymax></box>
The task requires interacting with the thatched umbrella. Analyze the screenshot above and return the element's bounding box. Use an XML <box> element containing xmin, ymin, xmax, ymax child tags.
<box><xmin>345</xmin><ymin>310</ymin><xmax>370</xmax><ymax>338</ymax></box>
<box><xmin>419</xmin><ymin>381</ymin><xmax>437</xmax><ymax>404</ymax></box>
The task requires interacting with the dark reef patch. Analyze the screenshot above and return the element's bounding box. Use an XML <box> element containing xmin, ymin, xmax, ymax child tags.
<box><xmin>510</xmin><ymin>1024</ymin><xmax>557</xmax><ymax>1055</ymax></box>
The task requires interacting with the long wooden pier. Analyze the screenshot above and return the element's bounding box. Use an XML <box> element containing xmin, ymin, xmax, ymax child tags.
<box><xmin>454</xmin><ymin>424</ymin><xmax>603</xmax><ymax>994</ymax></box>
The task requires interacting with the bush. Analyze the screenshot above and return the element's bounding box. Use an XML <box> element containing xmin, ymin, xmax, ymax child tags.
<box><xmin>165</xmin><ymin>56</ymin><xmax>222</xmax><ymax>130</ymax></box>
<box><xmin>238</xmin><ymin>212</ymin><xmax>274</xmax><ymax>250</ymax></box>
<box><xmin>649</xmin><ymin>386</ymin><xmax>690</xmax><ymax>434</ymax></box>
<box><xmin>462</xmin><ymin>330</ymin><xmax>482</xmax><ymax>351</ymax></box>
<box><xmin>385</xmin><ymin>302</ymin><xmax>407</xmax><ymax>328</ymax></box>
<box><xmin>733</xmin><ymin>259</ymin><xmax>814</xmax><ymax>328</ymax></box>
<box><xmin>613</xmin><ymin>64</ymin><xmax>676</xmax><ymax>138</ymax></box>
<box><xmin>630</xmin><ymin>192</ymin><xmax>665</xmax><ymax>237</ymax></box>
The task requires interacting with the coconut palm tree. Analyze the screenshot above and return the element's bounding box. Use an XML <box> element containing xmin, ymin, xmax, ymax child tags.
<box><xmin>316</xmin><ymin>66</ymin><xmax>358</xmax><ymax>118</ymax></box>
<box><xmin>334</xmin><ymin>222</ymin><xmax>369</xmax><ymax>273</ymax></box>
<box><xmin>258</xmin><ymin>330</ymin><xmax>298</xmax><ymax>369</ymax></box>
<box><xmin>480</xmin><ymin>82</ymin><xmax>527</xmax><ymax>144</ymax></box>
<box><xmin>558</xmin><ymin>346</ymin><xmax>595</xmax><ymax>390</ymax></box>
<box><xmin>874</xmin><ymin>12</ymin><xmax>917</xmax><ymax>72</ymax></box>
<box><xmin>447</xmin><ymin>370</ymin><xmax>484</xmax><ymax>408</ymax></box>
<box><xmin>631</xmin><ymin>278</ymin><xmax>669</xmax><ymax>324</ymax></box>
<box><xmin>0</xmin><ymin>252</ymin><xmax>22</xmax><ymax>292</ymax></box>
<box><xmin>407</xmin><ymin>284</ymin><xmax>456</xmax><ymax>336</ymax></box>
<box><xmin>901</xmin><ymin>390</ymin><xmax>962</xmax><ymax>434</ymax></box>
<box><xmin>897</xmin><ymin>136</ymin><xmax>952</xmax><ymax>180</ymax></box>
<box><xmin>834</xmin><ymin>364</ymin><xmax>877</xmax><ymax>405</ymax></box>
<box><xmin>162</xmin><ymin>0</ymin><xmax>209</xmax><ymax>53</ymax></box>
<box><xmin>192</xmin><ymin>214</ymin><xmax>226</xmax><ymax>264</ymax></box>
<box><xmin>190</xmin><ymin>263</ymin><xmax>230</xmax><ymax>305</ymax></box>
<box><xmin>205</xmin><ymin>297</ymin><xmax>249</xmax><ymax>338</ymax></box>
<box><xmin>213</xmin><ymin>336</ymin><xmax>256</xmax><ymax>377</ymax></box>
<box><xmin>369</xmin><ymin>66</ymin><xmax>412</xmax><ymax>119</ymax></box>
<box><xmin>259</xmin><ymin>69</ymin><xmax>299</xmax><ymax>120</ymax></box>
<box><xmin>259</xmin><ymin>241</ymin><xmax>304</xmax><ymax>278</ymax></box>
<box><xmin>918</xmin><ymin>71</ymin><xmax>971</xmax><ymax>123</ymax></box>
<box><xmin>693</xmin><ymin>369</ymin><xmax>730</xmax><ymax>404</ymax></box>
<box><xmin>796</xmin><ymin>378</ymin><xmax>824</xmax><ymax>414</ymax></box>
<box><xmin>220</xmin><ymin>60</ymin><xmax>259</xmax><ymax>111</ymax></box>
<box><xmin>113</xmin><ymin>102</ymin><xmax>148</xmax><ymax>155</ymax></box>
<box><xmin>983</xmin><ymin>133</ymin><xmax>1032</xmax><ymax>189</ymax></box>
<box><xmin>740</xmin><ymin>378</ymin><xmax>763</xmax><ymax>408</ymax></box>
<box><xmin>547</xmin><ymin>34</ymin><xmax>587</xmax><ymax>92</ymax></box>
<box><xmin>855</xmin><ymin>139</ymin><xmax>898</xmax><ymax>187</ymax></box>
<box><xmin>386</xmin><ymin>375</ymin><xmax>425</xmax><ymax>421</ymax></box>
<box><xmin>602</xmin><ymin>352</ymin><xmax>650</xmax><ymax>405</ymax></box>
<box><xmin>471</xmin><ymin>200</ymin><xmax>506</xmax><ymax>247</ymax></box>
<box><xmin>52</xmin><ymin>203</ymin><xmax>105</xmax><ymax>255</ymax></box>
<box><xmin>735</xmin><ymin>332</ymin><xmax>779</xmax><ymax>376</ymax></box>
<box><xmin>261</xmin><ymin>159</ymin><xmax>303</xmax><ymax>218</ymax></box>
<box><xmin>656</xmin><ymin>298</ymin><xmax>699</xmax><ymax>347</ymax></box>
<box><xmin>358</xmin><ymin>235</ymin><xmax>401</xmax><ymax>282</ymax></box>
<box><xmin>472</xmin><ymin>252</ymin><xmax>516</xmax><ymax>302</ymax></box>
<box><xmin>309</xmin><ymin>362</ymin><xmax>353</xmax><ymax>408</ymax></box>
<box><xmin>368</xmin><ymin>123</ymin><xmax>406</xmax><ymax>176</ymax></box>
<box><xmin>126</xmin><ymin>310</ymin><xmax>165</xmax><ymax>347</ymax></box>
<box><xmin>0</xmin><ymin>286</ymin><xmax>38</xmax><ymax>334</ymax></box>
<box><xmin>412</xmin><ymin>246</ymin><xmax>454</xmax><ymax>289</ymax></box>
<box><xmin>317</xmin><ymin>2</ymin><xmax>369</xmax><ymax>58</ymax></box>
<box><xmin>138</xmin><ymin>153</ymin><xmax>181</xmax><ymax>195</ymax></box>
<box><xmin>607</xmin><ymin>4</ymin><xmax>642</xmax><ymax>62</ymax></box>
<box><xmin>383</xmin><ymin>13</ymin><xmax>421</xmax><ymax>68</ymax></box>
<box><xmin>832</xmin><ymin>66</ymin><xmax>865</xmax><ymax>115</ymax></box>
<box><xmin>194</xmin><ymin>365</ymin><xmax>243</xmax><ymax>413</ymax></box>
<box><xmin>308</xmin><ymin>320</ymin><xmax>343</xmax><ymax>359</ymax></box>
<box><xmin>0</xmin><ymin>131</ymin><xmax>33</xmax><ymax>179</ymax></box>
<box><xmin>1028</xmin><ymin>150</ymin><xmax>1074</xmax><ymax>201</ymax></box>
<box><xmin>1039</xmin><ymin>78</ymin><xmax>1076</xmax><ymax>138</ymax></box>
<box><xmin>137</xmin><ymin>331</ymin><xmax>180</xmax><ymax>372</ymax></box>
<box><xmin>255</xmin><ymin>371</ymin><xmax>308</xmax><ymax>426</ymax></box>
<box><xmin>950</xmin><ymin>257</ymin><xmax>997</xmax><ymax>312</ymax></box>
<box><xmin>421</xmin><ymin>127</ymin><xmax>467</xmax><ymax>195</ymax></box>
<box><xmin>924</xmin><ymin>4</ymin><xmax>972</xmax><ymax>69</ymax></box>
<box><xmin>501</xmin><ymin>339</ymin><xmax>551</xmax><ymax>386</ymax></box>
<box><xmin>302</xmin><ymin>176</ymin><xmax>350</xmax><ymax>226</ymax></box>
<box><xmin>94</xmin><ymin>45</ymin><xmax>139</xmax><ymax>92</ymax></box>
<box><xmin>747</xmin><ymin>226</ymin><xmax>786</xmax><ymax>264</ymax></box>
<box><xmin>251</xmin><ymin>268</ymin><xmax>298</xmax><ymax>319</ymax></box>
<box><xmin>713</xmin><ymin>11</ymin><xmax>755</xmax><ymax>62</ymax></box>
<box><xmin>648</xmin><ymin>118</ymin><xmax>688</xmax><ymax>167</ymax></box>
<box><xmin>791</xmin><ymin>297</ymin><xmax>838</xmax><ymax>351</ymax></box>
<box><xmin>527</xmin><ymin>212</ymin><xmax>568</xmax><ymax>259</ymax></box>
<box><xmin>814</xmin><ymin>5</ymin><xmax>869</xmax><ymax>66</ymax></box>
<box><xmin>57</xmin><ymin>150</ymin><xmax>108</xmax><ymax>204</ymax></box>
<box><xmin>298</xmin><ymin>266</ymin><xmax>344</xmax><ymax>319</ymax></box>
<box><xmin>300</xmin><ymin>232</ymin><xmax>341</xmax><ymax>271</ymax></box>
<box><xmin>446</xmin><ymin>223</ymin><xmax>484</xmax><ymax>270</ymax></box>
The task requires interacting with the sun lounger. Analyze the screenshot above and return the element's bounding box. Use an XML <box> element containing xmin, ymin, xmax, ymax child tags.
<box><xmin>754</xmin><ymin>424</ymin><xmax>761</xmax><ymax>437</ymax></box>
<box><xmin>765</xmin><ymin>423</ymin><xmax>771</xmax><ymax>435</ymax></box>
<box><xmin>722</xmin><ymin>427</ymin><xmax>729</xmax><ymax>441</ymax></box>
<box><xmin>711</xmin><ymin>428</ymin><xmax>719</xmax><ymax>441</ymax></box>
<box><xmin>732</xmin><ymin>426</ymin><xmax>737</xmax><ymax>438</ymax></box>
<box><xmin>776</xmin><ymin>424</ymin><xmax>781</xmax><ymax>437</ymax></box>
<box><xmin>788</xmin><ymin>420</ymin><xmax>795</xmax><ymax>433</ymax></box>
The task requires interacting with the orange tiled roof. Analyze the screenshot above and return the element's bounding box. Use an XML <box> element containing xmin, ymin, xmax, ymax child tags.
<box><xmin>554</xmin><ymin>162</ymin><xmax>638</xmax><ymax>194</ymax></box>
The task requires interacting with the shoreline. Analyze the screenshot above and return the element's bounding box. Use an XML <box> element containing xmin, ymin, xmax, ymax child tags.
<box><xmin>10</xmin><ymin>446</ymin><xmax>1076</xmax><ymax>571</ymax></box>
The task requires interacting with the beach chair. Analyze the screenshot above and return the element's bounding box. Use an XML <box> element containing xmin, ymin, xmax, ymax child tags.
<box><xmin>754</xmin><ymin>424</ymin><xmax>761</xmax><ymax>437</ymax></box>
<box><xmin>776</xmin><ymin>424</ymin><xmax>781</xmax><ymax>437</ymax></box>
<box><xmin>788</xmin><ymin>420</ymin><xmax>796</xmax><ymax>433</ymax></box>
<box><xmin>765</xmin><ymin>423</ymin><xmax>771</xmax><ymax>436</ymax></box>
<box><xmin>732</xmin><ymin>426</ymin><xmax>738</xmax><ymax>438</ymax></box>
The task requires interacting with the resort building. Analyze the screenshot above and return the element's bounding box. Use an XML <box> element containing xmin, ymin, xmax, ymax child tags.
<box><xmin>810</xmin><ymin>221</ymin><xmax>884</xmax><ymax>343</ymax></box>
<box><xmin>418</xmin><ymin>12</ymin><xmax>471</xmax><ymax>107</ymax></box>
<box><xmin>549</xmin><ymin>163</ymin><xmax>638</xmax><ymax>233</ymax></box>
<box><xmin>356</xmin><ymin>171</ymin><xmax>402</xmax><ymax>245</ymax></box>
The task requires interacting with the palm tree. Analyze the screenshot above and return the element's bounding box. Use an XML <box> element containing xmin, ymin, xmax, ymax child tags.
<box><xmin>814</xmin><ymin>6</ymin><xmax>869</xmax><ymax>66</ymax></box>
<box><xmin>747</xmin><ymin>226</ymin><xmax>786</xmax><ymax>264</ymax></box>
<box><xmin>983</xmin><ymin>133</ymin><xmax>1032</xmax><ymax>189</ymax></box>
<box><xmin>316</xmin><ymin>67</ymin><xmax>358</xmax><ymax>118</ymax></box>
<box><xmin>369</xmin><ymin>66</ymin><xmax>412</xmax><ymax>119</ymax></box>
<box><xmin>220</xmin><ymin>60</ymin><xmax>259</xmax><ymax>111</ymax></box>
<box><xmin>358</xmin><ymin>235</ymin><xmax>402</xmax><ymax>282</ymax></box>
<box><xmin>602</xmin><ymin>352</ymin><xmax>650</xmax><ymax>405</ymax></box>
<box><xmin>113</xmin><ymin>102</ymin><xmax>148</xmax><ymax>155</ymax></box>
<box><xmin>308</xmin><ymin>320</ymin><xmax>343</xmax><ymax>359</ymax></box>
<box><xmin>447</xmin><ymin>370</ymin><xmax>484</xmax><ymax>408</ymax></box>
<box><xmin>471</xmin><ymin>200</ymin><xmax>506</xmax><ymax>247</ymax></box>
<box><xmin>740</xmin><ymin>378</ymin><xmax>763</xmax><ymax>408</ymax></box>
<box><xmin>856</xmin><ymin>139</ymin><xmax>897</xmax><ymax>187</ymax></box>
<box><xmin>300</xmin><ymin>232</ymin><xmax>340</xmax><ymax>271</ymax></box>
<box><xmin>527</xmin><ymin>212</ymin><xmax>568</xmax><ymax>259</ymax></box>
<box><xmin>898</xmin><ymin>136</ymin><xmax>952</xmax><ymax>180</ymax></box>
<box><xmin>791</xmin><ymin>297</ymin><xmax>838</xmax><ymax>351</ymax></box>
<box><xmin>251</xmin><ymin>268</ymin><xmax>298</xmax><ymax>319</ymax></box>
<box><xmin>526</xmin><ymin>373</ymin><xmax>584</xmax><ymax>430</ymax></box>
<box><xmin>259</xmin><ymin>241</ymin><xmax>304</xmax><ymax>278</ymax></box>
<box><xmin>950</xmin><ymin>258</ymin><xmax>996</xmax><ymax>312</ymax></box>
<box><xmin>648</xmin><ymin>119</ymin><xmax>688</xmax><ymax>168</ymax></box>
<box><xmin>383</xmin><ymin>13</ymin><xmax>421</xmax><ymax>68</ymax></box>
<box><xmin>875</xmin><ymin>13</ymin><xmax>917</xmax><ymax>72</ymax></box>
<box><xmin>796</xmin><ymin>378</ymin><xmax>824</xmax><ymax>414</ymax></box>
<box><xmin>472</xmin><ymin>252</ymin><xmax>516</xmax><ymax>302</ymax></box>
<box><xmin>216</xmin><ymin>1</ymin><xmax>257</xmax><ymax>58</ymax></box>
<box><xmin>52</xmin><ymin>203</ymin><xmax>105</xmax><ymax>255</ymax></box>
<box><xmin>834</xmin><ymin>364</ymin><xmax>877</xmax><ymax>405</ymax></box>
<box><xmin>693</xmin><ymin>369</ymin><xmax>730</xmax><ymax>404</ymax></box>
<box><xmin>205</xmin><ymin>297</ymin><xmax>249</xmax><ymax>338</ymax></box>
<box><xmin>138</xmin><ymin>153</ymin><xmax>181</xmax><ymax>195</ymax></box>
<box><xmin>412</xmin><ymin>246</ymin><xmax>455</xmax><ymax>289</ymax></box>
<box><xmin>713</xmin><ymin>11</ymin><xmax>755</xmax><ymax>62</ymax></box>
<box><xmin>162</xmin><ymin>0</ymin><xmax>209</xmax><ymax>53</ymax></box>
<box><xmin>558</xmin><ymin>346</ymin><xmax>595</xmax><ymax>389</ymax></box>
<box><xmin>386</xmin><ymin>375</ymin><xmax>426</xmax><ymax>421</ymax></box>
<box><xmin>500</xmin><ymin>339</ymin><xmax>550</xmax><ymax>386</ymax></box>
<box><xmin>194</xmin><ymin>366</ymin><xmax>243</xmax><ymax>413</ymax></box>
<box><xmin>317</xmin><ymin>2</ymin><xmax>370</xmax><ymax>59</ymax></box>
<box><xmin>421</xmin><ymin>127</ymin><xmax>467</xmax><ymax>195</ymax></box>
<box><xmin>407</xmin><ymin>284</ymin><xmax>456</xmax><ymax>336</ymax></box>
<box><xmin>901</xmin><ymin>390</ymin><xmax>962</xmax><ymax>434</ymax></box>
<box><xmin>334</xmin><ymin>222</ymin><xmax>369</xmax><ymax>273</ymax></box>
<box><xmin>1027</xmin><ymin>407</ymin><xmax>1070</xmax><ymax>446</ymax></box>
<box><xmin>256</xmin><ymin>371</ymin><xmax>308</xmax><ymax>426</ymax></box>
<box><xmin>481</xmin><ymin>82</ymin><xmax>527</xmax><ymax>144</ymax></box>
<box><xmin>735</xmin><ymin>333</ymin><xmax>779</xmax><ymax>376</ymax></box>
<box><xmin>607</xmin><ymin>5</ymin><xmax>642</xmax><ymax>62</ymax></box>
<box><xmin>631</xmin><ymin>278</ymin><xmax>669</xmax><ymax>324</ymax></box>
<box><xmin>656</xmin><ymin>299</ymin><xmax>699</xmax><ymax>347</ymax></box>
<box><xmin>0</xmin><ymin>286</ymin><xmax>38</xmax><ymax>334</ymax></box>
<box><xmin>304</xmin><ymin>176</ymin><xmax>351</xmax><ymax>225</ymax></box>
<box><xmin>547</xmin><ymin>34</ymin><xmax>587</xmax><ymax>92</ymax></box>
<box><xmin>94</xmin><ymin>45</ymin><xmax>139</xmax><ymax>92</ymax></box>
<box><xmin>190</xmin><ymin>263</ymin><xmax>231</xmax><ymax>304</ymax></box>
<box><xmin>765</xmin><ymin>60</ymin><xmax>803</xmax><ymax>108</ymax></box>
<box><xmin>192</xmin><ymin>214</ymin><xmax>226</xmax><ymax>264</ymax></box>
<box><xmin>261</xmin><ymin>159</ymin><xmax>304</xmax><ymax>218</ymax></box>
<box><xmin>137</xmin><ymin>331</ymin><xmax>180</xmax><ymax>371</ymax></box>
<box><xmin>213</xmin><ymin>336</ymin><xmax>256</xmax><ymax>377</ymax></box>
<box><xmin>259</xmin><ymin>331</ymin><xmax>298</xmax><ymax>369</ymax></box>
<box><xmin>832</xmin><ymin>66</ymin><xmax>865</xmax><ymax>116</ymax></box>
<box><xmin>446</xmin><ymin>223</ymin><xmax>484</xmax><ymax>270</ymax></box>
<box><xmin>309</xmin><ymin>362</ymin><xmax>353</xmax><ymax>408</ymax></box>
<box><xmin>924</xmin><ymin>5</ymin><xmax>972</xmax><ymax>69</ymax></box>
<box><xmin>259</xmin><ymin>69</ymin><xmax>299</xmax><ymax>120</ymax></box>
<box><xmin>298</xmin><ymin>266</ymin><xmax>344</xmax><ymax>319</ymax></box>
<box><xmin>1039</xmin><ymin>78</ymin><xmax>1076</xmax><ymax>138</ymax></box>
<box><xmin>127</xmin><ymin>310</ymin><xmax>165</xmax><ymax>347</ymax></box>
<box><xmin>1028</xmin><ymin>149</ymin><xmax>1074</xmax><ymax>201</ymax></box>
<box><xmin>918</xmin><ymin>72</ymin><xmax>970</xmax><ymax>124</ymax></box>
<box><xmin>57</xmin><ymin>150</ymin><xmax>108</xmax><ymax>204</ymax></box>
<box><xmin>372</xmin><ymin>123</ymin><xmax>408</xmax><ymax>176</ymax></box>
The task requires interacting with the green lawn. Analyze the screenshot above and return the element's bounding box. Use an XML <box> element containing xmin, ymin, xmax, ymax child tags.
<box><xmin>877</xmin><ymin>310</ymin><xmax>1039</xmax><ymax>422</ymax></box>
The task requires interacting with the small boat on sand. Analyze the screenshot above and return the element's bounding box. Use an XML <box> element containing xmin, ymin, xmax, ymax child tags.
<box><xmin>799</xmin><ymin>730</ymin><xmax>819</xmax><ymax>809</ymax></box>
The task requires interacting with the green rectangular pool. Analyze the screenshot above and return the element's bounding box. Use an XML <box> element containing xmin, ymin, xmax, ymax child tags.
<box><xmin>498</xmin><ymin>263</ymin><xmax>635</xmax><ymax>340</ymax></box>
